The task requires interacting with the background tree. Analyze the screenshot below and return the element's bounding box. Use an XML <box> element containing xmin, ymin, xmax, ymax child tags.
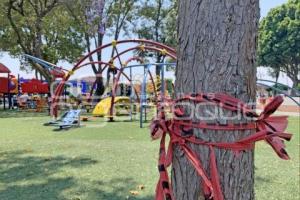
<box><xmin>0</xmin><ymin>0</ymin><xmax>85</xmax><ymax>82</ymax></box>
<box><xmin>173</xmin><ymin>0</ymin><xmax>259</xmax><ymax>200</ymax></box>
<box><xmin>63</xmin><ymin>0</ymin><xmax>107</xmax><ymax>97</ymax></box>
<box><xmin>104</xmin><ymin>0</ymin><xmax>136</xmax><ymax>88</ymax></box>
<box><xmin>64</xmin><ymin>0</ymin><xmax>136</xmax><ymax>98</ymax></box>
<box><xmin>258</xmin><ymin>0</ymin><xmax>300</xmax><ymax>91</ymax></box>
<box><xmin>134</xmin><ymin>0</ymin><xmax>177</xmax><ymax>76</ymax></box>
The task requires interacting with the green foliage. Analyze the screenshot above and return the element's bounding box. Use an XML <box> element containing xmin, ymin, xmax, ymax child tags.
<box><xmin>155</xmin><ymin>75</ymin><xmax>161</xmax><ymax>93</ymax></box>
<box><xmin>132</xmin><ymin>0</ymin><xmax>177</xmax><ymax>76</ymax></box>
<box><xmin>165</xmin><ymin>78</ymin><xmax>173</xmax><ymax>95</ymax></box>
<box><xmin>105</xmin><ymin>0</ymin><xmax>137</xmax><ymax>38</ymax></box>
<box><xmin>0</xmin><ymin>0</ymin><xmax>177</xmax><ymax>81</ymax></box>
<box><xmin>258</xmin><ymin>0</ymin><xmax>300</xmax><ymax>88</ymax></box>
<box><xmin>41</xmin><ymin>6</ymin><xmax>85</xmax><ymax>64</ymax></box>
<box><xmin>64</xmin><ymin>0</ymin><xmax>137</xmax><ymax>46</ymax></box>
<box><xmin>0</xmin><ymin>0</ymin><xmax>85</xmax><ymax>77</ymax></box>
<box><xmin>63</xmin><ymin>0</ymin><xmax>137</xmax><ymax>96</ymax></box>
<box><xmin>134</xmin><ymin>0</ymin><xmax>177</xmax><ymax>48</ymax></box>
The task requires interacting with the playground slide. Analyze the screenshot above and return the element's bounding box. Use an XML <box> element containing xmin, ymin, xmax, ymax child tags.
<box><xmin>92</xmin><ymin>96</ymin><xmax>131</xmax><ymax>117</ymax></box>
<box><xmin>93</xmin><ymin>96</ymin><xmax>130</xmax><ymax>117</ymax></box>
<box><xmin>92</xmin><ymin>97</ymin><xmax>112</xmax><ymax>117</ymax></box>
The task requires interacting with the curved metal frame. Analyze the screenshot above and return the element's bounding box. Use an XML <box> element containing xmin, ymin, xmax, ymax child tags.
<box><xmin>140</xmin><ymin>64</ymin><xmax>152</xmax><ymax>126</ymax></box>
<box><xmin>258</xmin><ymin>79</ymin><xmax>300</xmax><ymax>96</ymax></box>
<box><xmin>51</xmin><ymin>39</ymin><xmax>177</xmax><ymax>117</ymax></box>
<box><xmin>124</xmin><ymin>57</ymin><xmax>144</xmax><ymax>66</ymax></box>
<box><xmin>257</xmin><ymin>82</ymin><xmax>300</xmax><ymax>107</ymax></box>
<box><xmin>87</xmin><ymin>56</ymin><xmax>145</xmax><ymax>103</ymax></box>
<box><xmin>108</xmin><ymin>62</ymin><xmax>176</xmax><ymax>123</ymax></box>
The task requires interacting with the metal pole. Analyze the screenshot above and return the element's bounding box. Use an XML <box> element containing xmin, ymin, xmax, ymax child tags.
<box><xmin>18</xmin><ymin>74</ymin><xmax>21</xmax><ymax>97</ymax></box>
<box><xmin>3</xmin><ymin>93</ymin><xmax>5</xmax><ymax>110</ymax></box>
<box><xmin>111</xmin><ymin>72</ymin><xmax>116</xmax><ymax>122</ymax></box>
<box><xmin>161</xmin><ymin>64</ymin><xmax>165</xmax><ymax>100</ymax></box>
<box><xmin>7</xmin><ymin>73</ymin><xmax>11</xmax><ymax>109</ymax></box>
<box><xmin>130</xmin><ymin>66</ymin><xmax>133</xmax><ymax>121</ymax></box>
<box><xmin>144</xmin><ymin>65</ymin><xmax>147</xmax><ymax>122</ymax></box>
<box><xmin>140</xmin><ymin>68</ymin><xmax>143</xmax><ymax>128</ymax></box>
<box><xmin>140</xmin><ymin>64</ymin><xmax>149</xmax><ymax>128</ymax></box>
<box><xmin>140</xmin><ymin>66</ymin><xmax>145</xmax><ymax>128</ymax></box>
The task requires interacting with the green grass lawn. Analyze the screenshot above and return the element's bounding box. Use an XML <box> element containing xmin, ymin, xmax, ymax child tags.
<box><xmin>0</xmin><ymin>111</ymin><xmax>299</xmax><ymax>200</ymax></box>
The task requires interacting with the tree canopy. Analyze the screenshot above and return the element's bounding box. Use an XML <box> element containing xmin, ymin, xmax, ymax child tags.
<box><xmin>258</xmin><ymin>0</ymin><xmax>300</xmax><ymax>89</ymax></box>
<box><xmin>134</xmin><ymin>0</ymin><xmax>177</xmax><ymax>48</ymax></box>
<box><xmin>133</xmin><ymin>0</ymin><xmax>177</xmax><ymax>76</ymax></box>
<box><xmin>62</xmin><ymin>0</ymin><xmax>137</xmax><ymax>97</ymax></box>
<box><xmin>0</xmin><ymin>0</ymin><xmax>177</xmax><ymax>69</ymax></box>
<box><xmin>0</xmin><ymin>0</ymin><xmax>85</xmax><ymax>81</ymax></box>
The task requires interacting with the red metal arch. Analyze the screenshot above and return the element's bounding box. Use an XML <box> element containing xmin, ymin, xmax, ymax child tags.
<box><xmin>84</xmin><ymin>63</ymin><xmax>141</xmax><ymax>104</ymax></box>
<box><xmin>87</xmin><ymin>56</ymin><xmax>144</xmax><ymax>102</ymax></box>
<box><xmin>124</xmin><ymin>57</ymin><xmax>144</xmax><ymax>66</ymax></box>
<box><xmin>99</xmin><ymin>45</ymin><xmax>176</xmax><ymax>74</ymax></box>
<box><xmin>51</xmin><ymin>39</ymin><xmax>177</xmax><ymax>117</ymax></box>
<box><xmin>110</xmin><ymin>67</ymin><xmax>141</xmax><ymax>101</ymax></box>
<box><xmin>109</xmin><ymin>66</ymin><xmax>158</xmax><ymax>120</ymax></box>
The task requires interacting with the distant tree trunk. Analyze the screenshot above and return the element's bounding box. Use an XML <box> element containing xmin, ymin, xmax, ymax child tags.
<box><xmin>94</xmin><ymin>33</ymin><xmax>105</xmax><ymax>98</ymax></box>
<box><xmin>155</xmin><ymin>0</ymin><xmax>163</xmax><ymax>77</ymax></box>
<box><xmin>291</xmin><ymin>81</ymin><xmax>299</xmax><ymax>96</ymax></box>
<box><xmin>293</xmin><ymin>80</ymin><xmax>300</xmax><ymax>89</ymax></box>
<box><xmin>290</xmin><ymin>75</ymin><xmax>299</xmax><ymax>96</ymax></box>
<box><xmin>173</xmin><ymin>1</ymin><xmax>259</xmax><ymax>200</ymax></box>
<box><xmin>275</xmin><ymin>70</ymin><xmax>280</xmax><ymax>95</ymax></box>
<box><xmin>156</xmin><ymin>54</ymin><xmax>163</xmax><ymax>77</ymax></box>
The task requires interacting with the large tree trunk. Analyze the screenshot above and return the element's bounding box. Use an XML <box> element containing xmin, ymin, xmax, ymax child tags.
<box><xmin>173</xmin><ymin>1</ymin><xmax>259</xmax><ymax>200</ymax></box>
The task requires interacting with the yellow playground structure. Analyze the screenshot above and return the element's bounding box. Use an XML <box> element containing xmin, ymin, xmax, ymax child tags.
<box><xmin>92</xmin><ymin>96</ymin><xmax>136</xmax><ymax>117</ymax></box>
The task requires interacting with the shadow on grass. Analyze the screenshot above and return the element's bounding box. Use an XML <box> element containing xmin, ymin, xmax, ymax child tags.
<box><xmin>0</xmin><ymin>150</ymin><xmax>153</xmax><ymax>200</ymax></box>
<box><xmin>0</xmin><ymin>150</ymin><xmax>96</xmax><ymax>200</ymax></box>
<box><xmin>89</xmin><ymin>178</ymin><xmax>153</xmax><ymax>200</ymax></box>
<box><xmin>0</xmin><ymin>151</ymin><xmax>97</xmax><ymax>184</ymax></box>
<box><xmin>255</xmin><ymin>175</ymin><xmax>271</xmax><ymax>184</ymax></box>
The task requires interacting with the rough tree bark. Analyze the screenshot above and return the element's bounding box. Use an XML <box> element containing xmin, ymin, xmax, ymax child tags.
<box><xmin>173</xmin><ymin>1</ymin><xmax>259</xmax><ymax>200</ymax></box>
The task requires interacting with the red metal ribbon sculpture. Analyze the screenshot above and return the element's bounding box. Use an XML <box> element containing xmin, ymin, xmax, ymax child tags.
<box><xmin>150</xmin><ymin>94</ymin><xmax>292</xmax><ymax>200</ymax></box>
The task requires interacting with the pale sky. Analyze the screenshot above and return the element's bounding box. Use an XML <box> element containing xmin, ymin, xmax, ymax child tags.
<box><xmin>0</xmin><ymin>0</ymin><xmax>291</xmax><ymax>85</ymax></box>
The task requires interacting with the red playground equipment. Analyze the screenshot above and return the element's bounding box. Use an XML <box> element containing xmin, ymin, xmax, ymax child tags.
<box><xmin>21</xmin><ymin>79</ymin><xmax>49</xmax><ymax>94</ymax></box>
<box><xmin>0</xmin><ymin>63</ymin><xmax>16</xmax><ymax>109</ymax></box>
<box><xmin>51</xmin><ymin>39</ymin><xmax>177</xmax><ymax>118</ymax></box>
<box><xmin>0</xmin><ymin>76</ymin><xmax>16</xmax><ymax>93</ymax></box>
<box><xmin>0</xmin><ymin>63</ymin><xmax>15</xmax><ymax>93</ymax></box>
<box><xmin>0</xmin><ymin>62</ymin><xmax>51</xmax><ymax>110</ymax></box>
